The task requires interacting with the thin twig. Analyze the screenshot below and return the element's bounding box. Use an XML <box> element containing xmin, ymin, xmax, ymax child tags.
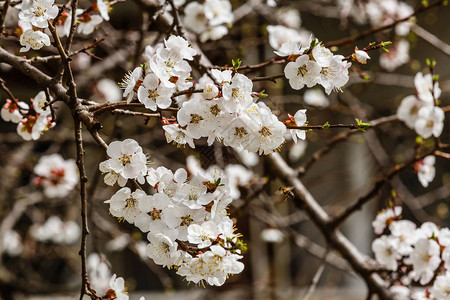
<box><xmin>301</xmin><ymin>250</ymin><xmax>329</xmax><ymax>300</ymax></box>
<box><xmin>251</xmin><ymin>73</ymin><xmax>285</xmax><ymax>83</ymax></box>
<box><xmin>0</xmin><ymin>76</ymin><xmax>17</xmax><ymax>100</ymax></box>
<box><xmin>74</xmin><ymin>118</ymin><xmax>91</xmax><ymax>300</ymax></box>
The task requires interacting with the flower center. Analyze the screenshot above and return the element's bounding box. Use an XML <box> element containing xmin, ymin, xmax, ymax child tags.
<box><xmin>190</xmin><ymin>114</ymin><xmax>203</xmax><ymax>124</ymax></box>
<box><xmin>209</xmin><ymin>104</ymin><xmax>221</xmax><ymax>116</ymax></box>
<box><xmin>426</xmin><ymin>120</ymin><xmax>434</xmax><ymax>128</ymax></box>
<box><xmin>180</xmin><ymin>215</ymin><xmax>193</xmax><ymax>226</ymax></box>
<box><xmin>297</xmin><ymin>65</ymin><xmax>308</xmax><ymax>77</ymax></box>
<box><xmin>125</xmin><ymin>196</ymin><xmax>137</xmax><ymax>209</ymax></box>
<box><xmin>21</xmin><ymin>115</ymin><xmax>37</xmax><ymax>133</ymax></box>
<box><xmin>49</xmin><ymin>168</ymin><xmax>66</xmax><ymax>185</ymax></box>
<box><xmin>259</xmin><ymin>126</ymin><xmax>272</xmax><ymax>137</ymax></box>
<box><xmin>234</xmin><ymin>127</ymin><xmax>248</xmax><ymax>137</ymax></box>
<box><xmin>149</xmin><ymin>207</ymin><xmax>162</xmax><ymax>220</ymax></box>
<box><xmin>148</xmin><ymin>89</ymin><xmax>159</xmax><ymax>100</ymax></box>
<box><xmin>34</xmin><ymin>5</ymin><xmax>46</xmax><ymax>17</ymax></box>
<box><xmin>119</xmin><ymin>154</ymin><xmax>132</xmax><ymax>166</ymax></box>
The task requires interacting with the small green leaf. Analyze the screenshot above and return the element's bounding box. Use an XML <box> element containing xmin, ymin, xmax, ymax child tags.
<box><xmin>232</xmin><ymin>58</ymin><xmax>242</xmax><ymax>70</ymax></box>
<box><xmin>421</xmin><ymin>0</ymin><xmax>429</xmax><ymax>7</ymax></box>
<box><xmin>433</xmin><ymin>74</ymin><xmax>439</xmax><ymax>82</ymax></box>
<box><xmin>258</xmin><ymin>90</ymin><xmax>268</xmax><ymax>98</ymax></box>
<box><xmin>391</xmin><ymin>189</ymin><xmax>396</xmax><ymax>198</ymax></box>
<box><xmin>415</xmin><ymin>136</ymin><xmax>423</xmax><ymax>144</ymax></box>
<box><xmin>356</xmin><ymin>118</ymin><xmax>371</xmax><ymax>132</ymax></box>
<box><xmin>381</xmin><ymin>41</ymin><xmax>392</xmax><ymax>47</ymax></box>
<box><xmin>426</xmin><ymin>58</ymin><xmax>436</xmax><ymax>68</ymax></box>
<box><xmin>322</xmin><ymin>121</ymin><xmax>330</xmax><ymax>129</ymax></box>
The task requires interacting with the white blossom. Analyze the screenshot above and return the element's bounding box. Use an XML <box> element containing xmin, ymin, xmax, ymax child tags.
<box><xmin>103</xmin><ymin>139</ymin><xmax>148</xmax><ymax>180</ymax></box>
<box><xmin>414</xmin><ymin>106</ymin><xmax>445</xmax><ymax>139</ymax></box>
<box><xmin>105</xmin><ymin>187</ymin><xmax>146</xmax><ymax>224</ymax></box>
<box><xmin>372</xmin><ymin>235</ymin><xmax>401</xmax><ymax>271</ymax></box>
<box><xmin>163</xmin><ymin>123</ymin><xmax>196</xmax><ymax>148</ymax></box>
<box><xmin>77</xmin><ymin>14</ymin><xmax>103</xmax><ymax>35</ymax></box>
<box><xmin>389</xmin><ymin>285</ymin><xmax>410</xmax><ymax>300</ymax></box>
<box><xmin>414</xmin><ymin>72</ymin><xmax>441</xmax><ymax>104</ymax></box>
<box><xmin>260</xmin><ymin>228</ymin><xmax>284</xmax><ymax>243</ymax></box>
<box><xmin>380</xmin><ymin>39</ymin><xmax>409</xmax><ymax>72</ymax></box>
<box><xmin>1</xmin><ymin>230</ymin><xmax>23</xmax><ymax>256</ymax></box>
<box><xmin>284</xmin><ymin>54</ymin><xmax>321</xmax><ymax>90</ymax></box>
<box><xmin>34</xmin><ymin>154</ymin><xmax>79</xmax><ymax>198</ymax></box>
<box><xmin>267</xmin><ymin>25</ymin><xmax>310</xmax><ymax>52</ymax></box>
<box><xmin>87</xmin><ymin>253</ymin><xmax>111</xmax><ymax>295</ymax></box>
<box><xmin>18</xmin><ymin>0</ymin><xmax>58</xmax><ymax>28</ymax></box>
<box><xmin>137</xmin><ymin>73</ymin><xmax>174</xmax><ymax>110</ymax></box>
<box><xmin>19</xmin><ymin>29</ymin><xmax>51</xmax><ymax>52</ymax></box>
<box><xmin>431</xmin><ymin>273</ymin><xmax>450</xmax><ymax>299</ymax></box>
<box><xmin>289</xmin><ymin>109</ymin><xmax>307</xmax><ymax>143</ymax></box>
<box><xmin>146</xmin><ymin>233</ymin><xmax>180</xmax><ymax>268</ymax></box>
<box><xmin>355</xmin><ymin>48</ymin><xmax>370</xmax><ymax>64</ymax></box>
<box><xmin>119</xmin><ymin>67</ymin><xmax>144</xmax><ymax>104</ymax></box>
<box><xmin>1</xmin><ymin>100</ymin><xmax>29</xmax><ymax>123</ymax></box>
<box><xmin>397</xmin><ymin>95</ymin><xmax>430</xmax><ymax>129</ymax></box>
<box><xmin>106</xmin><ymin>274</ymin><xmax>128</xmax><ymax>300</ymax></box>
<box><xmin>416</xmin><ymin>155</ymin><xmax>436</xmax><ymax>188</ymax></box>
<box><xmin>372</xmin><ymin>206</ymin><xmax>402</xmax><ymax>234</ymax></box>
<box><xmin>389</xmin><ymin>220</ymin><xmax>417</xmax><ymax>255</ymax></box>
<box><xmin>410</xmin><ymin>238</ymin><xmax>441</xmax><ymax>285</ymax></box>
<box><xmin>303</xmin><ymin>89</ymin><xmax>329</xmax><ymax>108</ymax></box>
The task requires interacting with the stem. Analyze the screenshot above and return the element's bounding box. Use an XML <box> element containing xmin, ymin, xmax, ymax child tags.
<box><xmin>74</xmin><ymin>118</ymin><xmax>90</xmax><ymax>300</ymax></box>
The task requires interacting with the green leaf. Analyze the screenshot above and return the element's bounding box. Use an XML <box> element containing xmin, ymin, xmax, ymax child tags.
<box><xmin>356</xmin><ymin>118</ymin><xmax>371</xmax><ymax>132</ymax></box>
<box><xmin>232</xmin><ymin>58</ymin><xmax>242</xmax><ymax>70</ymax></box>
<box><xmin>322</xmin><ymin>121</ymin><xmax>330</xmax><ymax>129</ymax></box>
<box><xmin>258</xmin><ymin>90</ymin><xmax>268</xmax><ymax>98</ymax></box>
<box><xmin>426</xmin><ymin>58</ymin><xmax>436</xmax><ymax>68</ymax></box>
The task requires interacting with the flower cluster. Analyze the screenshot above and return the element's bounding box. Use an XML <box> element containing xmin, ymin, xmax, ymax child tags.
<box><xmin>121</xmin><ymin>35</ymin><xmax>196</xmax><ymax>105</ymax></box>
<box><xmin>101</xmin><ymin>139</ymin><xmax>245</xmax><ymax>286</ymax></box>
<box><xmin>371</xmin><ymin>206</ymin><xmax>450</xmax><ymax>299</ymax></box>
<box><xmin>17</xmin><ymin>0</ymin><xmax>57</xmax><ymax>52</ymax></box>
<box><xmin>397</xmin><ymin>71</ymin><xmax>444</xmax><ymax>139</ymax></box>
<box><xmin>1</xmin><ymin>91</ymin><xmax>55</xmax><ymax>141</ymax></box>
<box><xmin>183</xmin><ymin>0</ymin><xmax>234</xmax><ymax>42</ymax></box>
<box><xmin>16</xmin><ymin>0</ymin><xmax>110</xmax><ymax>52</ymax></box>
<box><xmin>118</xmin><ymin>35</ymin><xmax>310</xmax><ymax>154</ymax></box>
<box><xmin>165</xmin><ymin>69</ymin><xmax>307</xmax><ymax>154</ymax></box>
<box><xmin>279</xmin><ymin>40</ymin><xmax>352</xmax><ymax>94</ymax></box>
<box><xmin>34</xmin><ymin>153</ymin><xmax>79</xmax><ymax>198</ymax></box>
<box><xmin>30</xmin><ymin>216</ymin><xmax>80</xmax><ymax>244</ymax></box>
